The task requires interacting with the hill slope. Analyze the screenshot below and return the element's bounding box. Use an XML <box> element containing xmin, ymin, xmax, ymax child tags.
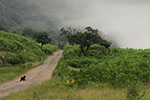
<box><xmin>0</xmin><ymin>31</ymin><xmax>58</xmax><ymax>83</ymax></box>
<box><xmin>0</xmin><ymin>51</ymin><xmax>62</xmax><ymax>98</ymax></box>
<box><xmin>0</xmin><ymin>30</ymin><xmax>58</xmax><ymax>66</ymax></box>
<box><xmin>0</xmin><ymin>0</ymin><xmax>60</xmax><ymax>32</ymax></box>
<box><xmin>1</xmin><ymin>45</ymin><xmax>150</xmax><ymax>100</ymax></box>
<box><xmin>55</xmin><ymin>45</ymin><xmax>150</xmax><ymax>87</ymax></box>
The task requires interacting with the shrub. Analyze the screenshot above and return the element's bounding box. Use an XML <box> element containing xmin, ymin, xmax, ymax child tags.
<box><xmin>63</xmin><ymin>45</ymin><xmax>81</xmax><ymax>59</ymax></box>
<box><xmin>0</xmin><ymin>31</ymin><xmax>58</xmax><ymax>66</ymax></box>
<box><xmin>55</xmin><ymin>45</ymin><xmax>150</xmax><ymax>88</ymax></box>
<box><xmin>126</xmin><ymin>81</ymin><xmax>147</xmax><ymax>100</ymax></box>
<box><xmin>66</xmin><ymin>57</ymin><xmax>99</xmax><ymax>68</ymax></box>
<box><xmin>42</xmin><ymin>44</ymin><xmax>58</xmax><ymax>55</ymax></box>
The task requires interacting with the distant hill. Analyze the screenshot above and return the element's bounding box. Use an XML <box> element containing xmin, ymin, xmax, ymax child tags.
<box><xmin>0</xmin><ymin>0</ymin><xmax>60</xmax><ymax>33</ymax></box>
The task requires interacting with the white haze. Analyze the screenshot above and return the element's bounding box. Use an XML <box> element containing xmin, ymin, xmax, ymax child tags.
<box><xmin>36</xmin><ymin>0</ymin><xmax>150</xmax><ymax>48</ymax></box>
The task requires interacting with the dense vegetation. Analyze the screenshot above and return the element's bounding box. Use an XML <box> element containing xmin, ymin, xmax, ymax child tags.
<box><xmin>0</xmin><ymin>30</ymin><xmax>58</xmax><ymax>83</ymax></box>
<box><xmin>54</xmin><ymin>45</ymin><xmax>150</xmax><ymax>88</ymax></box>
<box><xmin>1</xmin><ymin>29</ymin><xmax>150</xmax><ymax>100</ymax></box>
<box><xmin>1</xmin><ymin>45</ymin><xmax>150</xmax><ymax>100</ymax></box>
<box><xmin>60</xmin><ymin>26</ymin><xmax>111</xmax><ymax>56</ymax></box>
<box><xmin>0</xmin><ymin>0</ymin><xmax>67</xmax><ymax>48</ymax></box>
<box><xmin>0</xmin><ymin>79</ymin><xmax>128</xmax><ymax>100</ymax></box>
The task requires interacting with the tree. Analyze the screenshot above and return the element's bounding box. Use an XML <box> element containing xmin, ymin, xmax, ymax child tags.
<box><xmin>22</xmin><ymin>28</ymin><xmax>35</xmax><ymax>38</ymax></box>
<box><xmin>100</xmin><ymin>39</ymin><xmax>111</xmax><ymax>54</ymax></box>
<box><xmin>34</xmin><ymin>31</ymin><xmax>52</xmax><ymax>48</ymax></box>
<box><xmin>60</xmin><ymin>26</ymin><xmax>111</xmax><ymax>56</ymax></box>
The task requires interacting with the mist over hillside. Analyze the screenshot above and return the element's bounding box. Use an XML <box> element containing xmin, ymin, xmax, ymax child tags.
<box><xmin>0</xmin><ymin>0</ymin><xmax>61</xmax><ymax>33</ymax></box>
<box><xmin>0</xmin><ymin>0</ymin><xmax>90</xmax><ymax>32</ymax></box>
<box><xmin>0</xmin><ymin>0</ymin><xmax>150</xmax><ymax>48</ymax></box>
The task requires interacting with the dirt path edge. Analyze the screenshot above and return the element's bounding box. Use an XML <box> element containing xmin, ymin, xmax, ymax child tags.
<box><xmin>0</xmin><ymin>50</ymin><xmax>63</xmax><ymax>98</ymax></box>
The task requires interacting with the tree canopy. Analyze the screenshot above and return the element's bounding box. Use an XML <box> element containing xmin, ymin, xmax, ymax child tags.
<box><xmin>34</xmin><ymin>31</ymin><xmax>52</xmax><ymax>48</ymax></box>
<box><xmin>22</xmin><ymin>28</ymin><xmax>35</xmax><ymax>38</ymax></box>
<box><xmin>60</xmin><ymin>26</ymin><xmax>111</xmax><ymax>56</ymax></box>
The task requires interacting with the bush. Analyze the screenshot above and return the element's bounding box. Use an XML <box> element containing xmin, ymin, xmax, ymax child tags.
<box><xmin>126</xmin><ymin>81</ymin><xmax>146</xmax><ymax>100</ymax></box>
<box><xmin>63</xmin><ymin>45</ymin><xmax>81</xmax><ymax>59</ymax></box>
<box><xmin>55</xmin><ymin>45</ymin><xmax>150</xmax><ymax>88</ymax></box>
<box><xmin>42</xmin><ymin>44</ymin><xmax>58</xmax><ymax>55</ymax></box>
<box><xmin>0</xmin><ymin>31</ymin><xmax>58</xmax><ymax>66</ymax></box>
<box><xmin>88</xmin><ymin>44</ymin><xmax>108</xmax><ymax>58</ymax></box>
<box><xmin>66</xmin><ymin>57</ymin><xmax>99</xmax><ymax>68</ymax></box>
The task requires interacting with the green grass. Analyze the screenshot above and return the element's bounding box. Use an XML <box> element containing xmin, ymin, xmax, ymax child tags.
<box><xmin>0</xmin><ymin>79</ymin><xmax>124</xmax><ymax>100</ymax></box>
<box><xmin>0</xmin><ymin>30</ymin><xmax>58</xmax><ymax>66</ymax></box>
<box><xmin>0</xmin><ymin>30</ymin><xmax>58</xmax><ymax>83</ymax></box>
<box><xmin>0</xmin><ymin>62</ymin><xmax>40</xmax><ymax>84</ymax></box>
<box><xmin>1</xmin><ymin>44</ymin><xmax>150</xmax><ymax>100</ymax></box>
<box><xmin>0</xmin><ymin>66</ymin><xmax>20</xmax><ymax>83</ymax></box>
<box><xmin>54</xmin><ymin>45</ymin><xmax>150</xmax><ymax>87</ymax></box>
<box><xmin>1</xmin><ymin>78</ymin><xmax>150</xmax><ymax>100</ymax></box>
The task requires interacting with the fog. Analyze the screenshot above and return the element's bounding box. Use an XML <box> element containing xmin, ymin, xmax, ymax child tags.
<box><xmin>40</xmin><ymin>0</ymin><xmax>150</xmax><ymax>48</ymax></box>
<box><xmin>1</xmin><ymin>0</ymin><xmax>150</xmax><ymax>48</ymax></box>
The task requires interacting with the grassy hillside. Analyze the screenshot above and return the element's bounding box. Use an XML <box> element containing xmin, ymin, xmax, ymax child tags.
<box><xmin>2</xmin><ymin>45</ymin><xmax>150</xmax><ymax>100</ymax></box>
<box><xmin>55</xmin><ymin>45</ymin><xmax>150</xmax><ymax>87</ymax></box>
<box><xmin>0</xmin><ymin>31</ymin><xmax>58</xmax><ymax>83</ymax></box>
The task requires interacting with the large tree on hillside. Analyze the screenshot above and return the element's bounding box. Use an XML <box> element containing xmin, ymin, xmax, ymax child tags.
<box><xmin>60</xmin><ymin>26</ymin><xmax>111</xmax><ymax>56</ymax></box>
<box><xmin>34</xmin><ymin>31</ymin><xmax>52</xmax><ymax>48</ymax></box>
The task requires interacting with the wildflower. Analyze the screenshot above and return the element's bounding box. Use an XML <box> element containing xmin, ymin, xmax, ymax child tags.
<box><xmin>66</xmin><ymin>80</ymin><xmax>70</xmax><ymax>84</ymax></box>
<box><xmin>71</xmin><ymin>79</ymin><xmax>75</xmax><ymax>83</ymax></box>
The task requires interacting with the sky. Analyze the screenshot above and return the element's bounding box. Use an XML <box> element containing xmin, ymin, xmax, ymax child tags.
<box><xmin>53</xmin><ymin>0</ymin><xmax>150</xmax><ymax>48</ymax></box>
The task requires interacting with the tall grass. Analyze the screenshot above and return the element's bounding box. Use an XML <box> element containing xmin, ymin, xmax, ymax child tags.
<box><xmin>0</xmin><ymin>31</ymin><xmax>58</xmax><ymax>83</ymax></box>
<box><xmin>1</xmin><ymin>44</ymin><xmax>150</xmax><ymax>100</ymax></box>
<box><xmin>54</xmin><ymin>45</ymin><xmax>150</xmax><ymax>87</ymax></box>
<box><xmin>0</xmin><ymin>31</ymin><xmax>58</xmax><ymax>66</ymax></box>
<box><xmin>1</xmin><ymin>78</ymin><xmax>150</xmax><ymax>100</ymax></box>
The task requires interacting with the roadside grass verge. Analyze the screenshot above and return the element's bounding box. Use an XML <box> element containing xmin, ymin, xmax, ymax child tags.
<box><xmin>1</xmin><ymin>78</ymin><xmax>150</xmax><ymax>100</ymax></box>
<box><xmin>0</xmin><ymin>30</ymin><xmax>58</xmax><ymax>83</ymax></box>
<box><xmin>0</xmin><ymin>78</ymin><xmax>124</xmax><ymax>100</ymax></box>
<box><xmin>0</xmin><ymin>62</ymin><xmax>40</xmax><ymax>84</ymax></box>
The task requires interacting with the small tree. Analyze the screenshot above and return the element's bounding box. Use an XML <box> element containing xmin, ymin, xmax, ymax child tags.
<box><xmin>22</xmin><ymin>28</ymin><xmax>35</xmax><ymax>38</ymax></box>
<box><xmin>60</xmin><ymin>26</ymin><xmax>111</xmax><ymax>56</ymax></box>
<box><xmin>34</xmin><ymin>31</ymin><xmax>52</xmax><ymax>48</ymax></box>
<box><xmin>100</xmin><ymin>39</ymin><xmax>111</xmax><ymax>54</ymax></box>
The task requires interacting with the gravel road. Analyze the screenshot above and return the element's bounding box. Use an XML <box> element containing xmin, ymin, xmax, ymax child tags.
<box><xmin>0</xmin><ymin>50</ymin><xmax>63</xmax><ymax>98</ymax></box>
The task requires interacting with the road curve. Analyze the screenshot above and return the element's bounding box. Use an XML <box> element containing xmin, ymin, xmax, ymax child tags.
<box><xmin>0</xmin><ymin>50</ymin><xmax>63</xmax><ymax>98</ymax></box>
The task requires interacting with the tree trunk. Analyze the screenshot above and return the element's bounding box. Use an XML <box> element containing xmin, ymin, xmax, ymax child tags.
<box><xmin>80</xmin><ymin>45</ymin><xmax>90</xmax><ymax>56</ymax></box>
<box><xmin>80</xmin><ymin>46</ymin><xmax>86</xmax><ymax>56</ymax></box>
<box><xmin>41</xmin><ymin>43</ymin><xmax>44</xmax><ymax>48</ymax></box>
<box><xmin>108</xmin><ymin>48</ymin><xmax>110</xmax><ymax>54</ymax></box>
<box><xmin>85</xmin><ymin>45</ymin><xmax>90</xmax><ymax>56</ymax></box>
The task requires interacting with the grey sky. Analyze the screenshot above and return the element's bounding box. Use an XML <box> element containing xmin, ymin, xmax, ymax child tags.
<box><xmin>26</xmin><ymin>0</ymin><xmax>150</xmax><ymax>48</ymax></box>
<box><xmin>55</xmin><ymin>0</ymin><xmax>150</xmax><ymax>48</ymax></box>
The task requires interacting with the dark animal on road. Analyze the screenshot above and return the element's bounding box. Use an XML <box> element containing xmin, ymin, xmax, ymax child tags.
<box><xmin>20</xmin><ymin>75</ymin><xmax>26</xmax><ymax>81</ymax></box>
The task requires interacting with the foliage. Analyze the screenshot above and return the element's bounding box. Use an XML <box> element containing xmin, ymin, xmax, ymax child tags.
<box><xmin>126</xmin><ymin>81</ymin><xmax>147</xmax><ymax>100</ymax></box>
<box><xmin>22</xmin><ymin>28</ymin><xmax>35</xmax><ymax>38</ymax></box>
<box><xmin>0</xmin><ymin>79</ymin><xmax>128</xmax><ymax>100</ymax></box>
<box><xmin>54</xmin><ymin>45</ymin><xmax>150</xmax><ymax>88</ymax></box>
<box><xmin>42</xmin><ymin>44</ymin><xmax>58</xmax><ymax>55</ymax></box>
<box><xmin>0</xmin><ymin>31</ymin><xmax>58</xmax><ymax>66</ymax></box>
<box><xmin>33</xmin><ymin>31</ymin><xmax>52</xmax><ymax>48</ymax></box>
<box><xmin>60</xmin><ymin>26</ymin><xmax>111</xmax><ymax>56</ymax></box>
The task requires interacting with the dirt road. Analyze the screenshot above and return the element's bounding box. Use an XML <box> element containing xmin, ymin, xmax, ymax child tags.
<box><xmin>0</xmin><ymin>50</ymin><xmax>63</xmax><ymax>98</ymax></box>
